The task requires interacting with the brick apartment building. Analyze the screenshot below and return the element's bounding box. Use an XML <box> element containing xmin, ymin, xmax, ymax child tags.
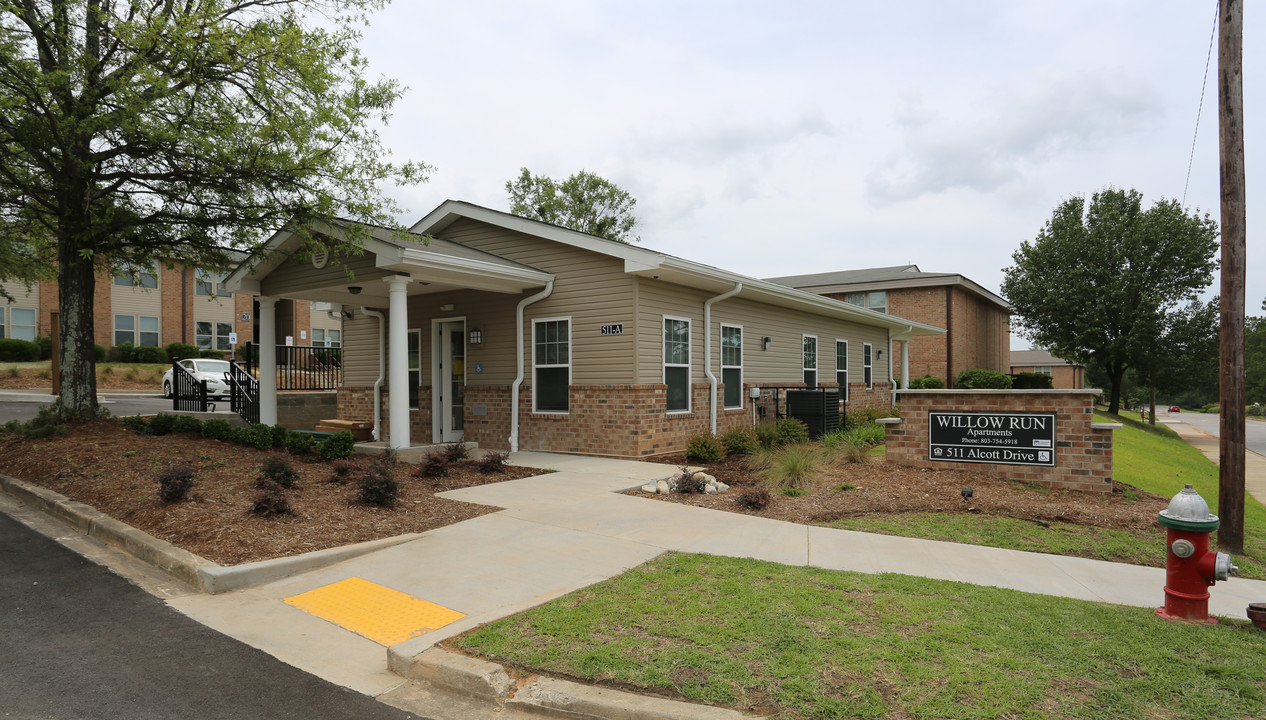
<box><xmin>1010</xmin><ymin>348</ymin><xmax>1085</xmax><ymax>389</ymax></box>
<box><xmin>767</xmin><ymin>265</ymin><xmax>1011</xmax><ymax>387</ymax></box>
<box><xmin>1</xmin><ymin>263</ymin><xmax>341</xmax><ymax>353</ymax></box>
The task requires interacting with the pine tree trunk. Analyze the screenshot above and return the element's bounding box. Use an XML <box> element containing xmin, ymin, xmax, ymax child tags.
<box><xmin>55</xmin><ymin>239</ymin><xmax>99</xmax><ymax>418</ymax></box>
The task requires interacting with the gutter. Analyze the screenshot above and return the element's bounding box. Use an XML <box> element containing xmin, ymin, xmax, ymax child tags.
<box><xmin>360</xmin><ymin>307</ymin><xmax>386</xmax><ymax>442</ymax></box>
<box><xmin>510</xmin><ymin>281</ymin><xmax>554</xmax><ymax>453</ymax></box>
<box><xmin>704</xmin><ymin>282</ymin><xmax>743</xmax><ymax>434</ymax></box>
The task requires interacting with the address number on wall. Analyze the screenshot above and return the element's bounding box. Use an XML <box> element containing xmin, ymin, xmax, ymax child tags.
<box><xmin>601</xmin><ymin>324</ymin><xmax>624</xmax><ymax>335</ymax></box>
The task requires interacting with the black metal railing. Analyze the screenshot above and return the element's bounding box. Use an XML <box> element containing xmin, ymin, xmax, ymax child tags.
<box><xmin>171</xmin><ymin>361</ymin><xmax>212</xmax><ymax>413</ymax></box>
<box><xmin>243</xmin><ymin>342</ymin><xmax>342</xmax><ymax>391</ymax></box>
<box><xmin>229</xmin><ymin>361</ymin><xmax>260</xmax><ymax>425</ymax></box>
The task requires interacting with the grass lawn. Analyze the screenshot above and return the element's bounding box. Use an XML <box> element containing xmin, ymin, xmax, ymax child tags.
<box><xmin>455</xmin><ymin>553</ymin><xmax>1266</xmax><ymax>720</ymax></box>
<box><xmin>829</xmin><ymin>411</ymin><xmax>1266</xmax><ymax>580</ymax></box>
<box><xmin>0</xmin><ymin>361</ymin><xmax>167</xmax><ymax>388</ymax></box>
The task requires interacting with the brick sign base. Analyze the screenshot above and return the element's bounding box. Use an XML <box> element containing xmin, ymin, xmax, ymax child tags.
<box><xmin>883</xmin><ymin>389</ymin><xmax>1118</xmax><ymax>492</ymax></box>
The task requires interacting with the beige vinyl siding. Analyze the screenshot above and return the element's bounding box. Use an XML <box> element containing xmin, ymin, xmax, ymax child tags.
<box><xmin>397</xmin><ymin>288</ymin><xmax>521</xmax><ymax>386</ymax></box>
<box><xmin>309</xmin><ymin>304</ymin><xmax>343</xmax><ymax>338</ymax></box>
<box><xmin>111</xmin><ymin>275</ymin><xmax>163</xmax><ymax>345</ymax></box>
<box><xmin>1</xmin><ymin>280</ymin><xmax>38</xmax><ymax>341</ymax></box>
<box><xmin>341</xmin><ymin>313</ymin><xmax>382</xmax><ymax>385</ymax></box>
<box><xmin>260</xmin><ymin>252</ymin><xmax>388</xmax><ymax>297</ymax></box>
<box><xmin>635</xmin><ymin>279</ymin><xmax>891</xmax><ymax>387</ymax></box>
<box><xmin>438</xmin><ymin>219</ymin><xmax>637</xmax><ymax>385</ymax></box>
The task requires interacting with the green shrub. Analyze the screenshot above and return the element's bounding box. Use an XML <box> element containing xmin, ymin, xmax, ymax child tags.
<box><xmin>907</xmin><ymin>374</ymin><xmax>944</xmax><ymax>389</ymax></box>
<box><xmin>165</xmin><ymin>342</ymin><xmax>200</xmax><ymax>362</ymax></box>
<box><xmin>1201</xmin><ymin>403</ymin><xmax>1220</xmax><ymax>414</ymax></box>
<box><xmin>477</xmin><ymin>451</ymin><xmax>510</xmax><ymax>473</ymax></box>
<box><xmin>147</xmin><ymin>413</ymin><xmax>176</xmax><ymax>436</ymax></box>
<box><xmin>236</xmin><ymin>424</ymin><xmax>273</xmax><ymax>451</ymax></box>
<box><xmin>106</xmin><ymin>342</ymin><xmax>136</xmax><ymax>363</ymax></box>
<box><xmin>157</xmin><ymin>465</ymin><xmax>195</xmax><ymax>503</ymax></box>
<box><xmin>1248</xmin><ymin>405</ymin><xmax>1265</xmax><ymax>417</ymax></box>
<box><xmin>35</xmin><ymin>336</ymin><xmax>52</xmax><ymax>360</ymax></box>
<box><xmin>719</xmin><ymin>427</ymin><xmax>760</xmax><ymax>457</ymax></box>
<box><xmin>268</xmin><ymin>424</ymin><xmax>289</xmax><ymax>449</ymax></box>
<box><xmin>119</xmin><ymin>414</ymin><xmax>150</xmax><ymax>434</ymax></box>
<box><xmin>319</xmin><ymin>431</ymin><xmax>357</xmax><ymax>461</ymax></box>
<box><xmin>93</xmin><ymin>344</ymin><xmax>106</xmax><ymax>362</ymax></box>
<box><xmin>257</xmin><ymin>454</ymin><xmax>299</xmax><ymax>489</ymax></box>
<box><xmin>749</xmin><ymin>443</ymin><xmax>827</xmax><ymax>491</ymax></box>
<box><xmin>753</xmin><ymin>422</ymin><xmax>780</xmax><ymax>449</ymax></box>
<box><xmin>1011</xmin><ymin>372</ymin><xmax>1054</xmax><ymax>390</ymax></box>
<box><xmin>6</xmin><ymin>407</ymin><xmax>68</xmax><ymax>438</ymax></box>
<box><xmin>236</xmin><ymin>344</ymin><xmax>259</xmax><ymax>364</ymax></box>
<box><xmin>956</xmin><ymin>368</ymin><xmax>1012</xmax><ymax>389</ymax></box>
<box><xmin>199</xmin><ymin>349</ymin><xmax>226</xmax><ymax>360</ymax></box>
<box><xmin>357</xmin><ymin>449</ymin><xmax>399</xmax><ymax>507</ymax></box>
<box><xmin>774</xmin><ymin>417</ymin><xmax>810</xmax><ymax>446</ymax></box>
<box><xmin>844</xmin><ymin>423</ymin><xmax>885</xmax><ymax>447</ymax></box>
<box><xmin>0</xmin><ymin>338</ymin><xmax>40</xmax><ymax>362</ymax></box>
<box><xmin>200</xmin><ymin>418</ymin><xmax>234</xmax><ymax>441</ymax></box>
<box><xmin>172</xmin><ymin>414</ymin><xmax>203</xmax><ymax>434</ymax></box>
<box><xmin>286</xmin><ymin>432</ymin><xmax>316</xmax><ymax>456</ymax></box>
<box><xmin>131</xmin><ymin>345</ymin><xmax>167</xmax><ymax>364</ymax></box>
<box><xmin>685</xmin><ymin>434</ymin><xmax>725</xmax><ymax>463</ymax></box>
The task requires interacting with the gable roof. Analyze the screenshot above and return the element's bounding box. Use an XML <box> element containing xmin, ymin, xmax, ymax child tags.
<box><xmin>412</xmin><ymin>201</ymin><xmax>946</xmax><ymax>338</ymax></box>
<box><xmin>766</xmin><ymin>264</ymin><xmax>1011</xmax><ymax>312</ymax></box>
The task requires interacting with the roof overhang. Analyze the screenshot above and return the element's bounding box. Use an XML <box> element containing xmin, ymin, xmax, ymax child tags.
<box><xmin>792</xmin><ymin>275</ymin><xmax>1012</xmax><ymax>312</ymax></box>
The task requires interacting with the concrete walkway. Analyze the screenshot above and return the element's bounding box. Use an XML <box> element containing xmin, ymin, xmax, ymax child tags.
<box><xmin>1166</xmin><ymin>416</ymin><xmax>1266</xmax><ymax>506</ymax></box>
<box><xmin>167</xmin><ymin>450</ymin><xmax>1266</xmax><ymax>700</ymax></box>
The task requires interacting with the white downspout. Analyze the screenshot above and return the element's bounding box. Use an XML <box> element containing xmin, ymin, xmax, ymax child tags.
<box><xmin>510</xmin><ymin>281</ymin><xmax>555</xmax><ymax>453</ymax></box>
<box><xmin>361</xmin><ymin>307</ymin><xmax>386</xmax><ymax>442</ymax></box>
<box><xmin>704</xmin><ymin>282</ymin><xmax>743</xmax><ymax>434</ymax></box>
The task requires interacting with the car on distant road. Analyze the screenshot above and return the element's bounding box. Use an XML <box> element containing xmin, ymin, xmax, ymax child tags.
<box><xmin>162</xmin><ymin>359</ymin><xmax>232</xmax><ymax>399</ymax></box>
<box><xmin>1168</xmin><ymin>406</ymin><xmax>1181</xmax><ymax>413</ymax></box>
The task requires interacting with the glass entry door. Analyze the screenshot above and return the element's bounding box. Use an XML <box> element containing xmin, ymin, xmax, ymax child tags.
<box><xmin>438</xmin><ymin>320</ymin><xmax>465</xmax><ymax>442</ymax></box>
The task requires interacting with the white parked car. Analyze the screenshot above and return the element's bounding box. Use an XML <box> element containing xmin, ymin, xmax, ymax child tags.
<box><xmin>162</xmin><ymin>359</ymin><xmax>232</xmax><ymax>398</ymax></box>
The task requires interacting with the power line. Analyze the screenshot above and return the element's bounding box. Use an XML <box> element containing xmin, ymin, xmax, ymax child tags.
<box><xmin>1182</xmin><ymin>0</ymin><xmax>1220</xmax><ymax>207</ymax></box>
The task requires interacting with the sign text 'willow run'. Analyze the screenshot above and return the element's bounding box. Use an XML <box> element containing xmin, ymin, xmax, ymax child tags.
<box><xmin>928</xmin><ymin>411</ymin><xmax>1057</xmax><ymax>467</ymax></box>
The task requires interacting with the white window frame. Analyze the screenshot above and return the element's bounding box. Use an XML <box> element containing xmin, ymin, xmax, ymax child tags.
<box><xmin>863</xmin><ymin>342</ymin><xmax>873</xmax><ymax>390</ymax></box>
<box><xmin>802</xmin><ymin>334</ymin><xmax>818</xmax><ymax>388</ymax></box>
<box><xmin>138</xmin><ymin>316</ymin><xmax>160</xmax><ymax>347</ymax></box>
<box><xmin>1035</xmin><ymin>366</ymin><xmax>1052</xmax><ymax>375</ymax></box>
<box><xmin>867</xmin><ymin>291</ymin><xmax>888</xmax><ymax>314</ymax></box>
<box><xmin>532</xmin><ymin>316</ymin><xmax>571</xmax><ymax>414</ymax></box>
<box><xmin>663</xmin><ymin>315</ymin><xmax>692</xmax><ymax>414</ymax></box>
<box><xmin>835</xmin><ymin>339</ymin><xmax>849</xmax><ymax>403</ymax></box>
<box><xmin>195</xmin><ymin>320</ymin><xmax>214</xmax><ymax>349</ymax></box>
<box><xmin>0</xmin><ymin>308</ymin><xmax>5</xmax><ymax>339</ymax></box>
<box><xmin>114</xmin><ymin>314</ymin><xmax>135</xmax><ymax>346</ymax></box>
<box><xmin>720</xmin><ymin>323</ymin><xmax>743</xmax><ymax>410</ymax></box>
<box><xmin>407</xmin><ymin>328</ymin><xmax>422</xmax><ymax>409</ymax></box>
<box><xmin>8</xmin><ymin>307</ymin><xmax>36</xmax><ymax>342</ymax></box>
<box><xmin>113</xmin><ymin>263</ymin><xmax>158</xmax><ymax>289</ymax></box>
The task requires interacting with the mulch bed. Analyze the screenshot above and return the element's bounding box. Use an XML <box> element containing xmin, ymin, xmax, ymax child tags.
<box><xmin>637</xmin><ymin>452</ymin><xmax>1169</xmax><ymax>533</ymax></box>
<box><xmin>0</xmin><ymin>420</ymin><xmax>540</xmax><ymax>565</ymax></box>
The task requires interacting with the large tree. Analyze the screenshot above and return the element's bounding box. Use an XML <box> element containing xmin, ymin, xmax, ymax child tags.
<box><xmin>0</xmin><ymin>0</ymin><xmax>425</xmax><ymax>417</ymax></box>
<box><xmin>506</xmin><ymin>167</ymin><xmax>640</xmax><ymax>243</ymax></box>
<box><xmin>1002</xmin><ymin>188</ymin><xmax>1219</xmax><ymax>414</ymax></box>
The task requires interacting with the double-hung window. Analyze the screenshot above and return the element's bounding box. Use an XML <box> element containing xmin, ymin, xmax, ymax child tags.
<box><xmin>533</xmin><ymin>318</ymin><xmax>570</xmax><ymax>413</ymax></box>
<box><xmin>5</xmin><ymin>308</ymin><xmax>36</xmax><ymax>342</ymax></box>
<box><xmin>664</xmin><ymin>317</ymin><xmax>691</xmax><ymax>413</ymax></box>
<box><xmin>115</xmin><ymin>314</ymin><xmax>159</xmax><ymax>347</ymax></box>
<box><xmin>114</xmin><ymin>263</ymin><xmax>158</xmax><ymax>289</ymax></box>
<box><xmin>313</xmin><ymin>328</ymin><xmax>342</xmax><ymax>348</ymax></box>
<box><xmin>195</xmin><ymin>268</ymin><xmax>229</xmax><ymax>297</ymax></box>
<box><xmin>835</xmin><ymin>340</ymin><xmax>849</xmax><ymax>403</ymax></box>
<box><xmin>720</xmin><ymin>324</ymin><xmax>742</xmax><ymax>409</ymax></box>
<box><xmin>863</xmin><ymin>342</ymin><xmax>873</xmax><ymax>389</ymax></box>
<box><xmin>802</xmin><ymin>335</ymin><xmax>818</xmax><ymax>388</ymax></box>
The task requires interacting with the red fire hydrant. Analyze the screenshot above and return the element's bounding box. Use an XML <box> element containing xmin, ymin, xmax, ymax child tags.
<box><xmin>1156</xmin><ymin>484</ymin><xmax>1238</xmax><ymax>623</ymax></box>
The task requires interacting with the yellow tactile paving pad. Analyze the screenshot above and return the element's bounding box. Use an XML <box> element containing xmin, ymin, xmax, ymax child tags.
<box><xmin>284</xmin><ymin>577</ymin><xmax>465</xmax><ymax>646</ymax></box>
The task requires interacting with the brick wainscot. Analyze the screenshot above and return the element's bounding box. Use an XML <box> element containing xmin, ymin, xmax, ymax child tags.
<box><xmin>883</xmin><ymin>389</ymin><xmax>1119</xmax><ymax>492</ymax></box>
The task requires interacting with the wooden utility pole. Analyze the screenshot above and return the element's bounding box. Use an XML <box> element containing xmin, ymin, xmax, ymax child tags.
<box><xmin>1218</xmin><ymin>0</ymin><xmax>1246</xmax><ymax>554</ymax></box>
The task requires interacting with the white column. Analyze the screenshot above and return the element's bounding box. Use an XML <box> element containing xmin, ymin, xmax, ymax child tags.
<box><xmin>386</xmin><ymin>275</ymin><xmax>411</xmax><ymax>450</ymax></box>
<box><xmin>900</xmin><ymin>339</ymin><xmax>910</xmax><ymax>389</ymax></box>
<box><xmin>257</xmin><ymin>296</ymin><xmax>278</xmax><ymax>426</ymax></box>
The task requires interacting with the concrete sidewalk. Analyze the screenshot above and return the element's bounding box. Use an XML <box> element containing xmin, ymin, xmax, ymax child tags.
<box><xmin>1166</xmin><ymin>417</ymin><xmax>1266</xmax><ymax>505</ymax></box>
<box><xmin>166</xmin><ymin>450</ymin><xmax>1266</xmax><ymax>704</ymax></box>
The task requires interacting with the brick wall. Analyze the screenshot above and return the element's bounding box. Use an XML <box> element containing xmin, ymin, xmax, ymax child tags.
<box><xmin>884</xmin><ymin>389</ymin><xmax>1113</xmax><ymax>491</ymax></box>
<box><xmin>1012</xmin><ymin>364</ymin><xmax>1085</xmax><ymax>390</ymax></box>
<box><xmin>160</xmin><ymin>263</ymin><xmax>190</xmax><ymax>346</ymax></box>
<box><xmin>887</xmin><ymin>287</ymin><xmax>948</xmax><ymax>382</ymax></box>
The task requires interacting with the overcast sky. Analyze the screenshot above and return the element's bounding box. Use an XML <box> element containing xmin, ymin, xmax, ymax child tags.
<box><xmin>355</xmin><ymin>1</ymin><xmax>1261</xmax><ymax>350</ymax></box>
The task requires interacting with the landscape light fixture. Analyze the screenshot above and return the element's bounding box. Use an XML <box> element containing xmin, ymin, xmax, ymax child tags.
<box><xmin>961</xmin><ymin>488</ymin><xmax>974</xmax><ymax>502</ymax></box>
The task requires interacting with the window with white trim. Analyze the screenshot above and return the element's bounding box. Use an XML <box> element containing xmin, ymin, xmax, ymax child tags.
<box><xmin>115</xmin><ymin>314</ymin><xmax>159</xmax><ymax>346</ymax></box>
<box><xmin>664</xmin><ymin>317</ymin><xmax>691</xmax><ymax>413</ymax></box>
<box><xmin>113</xmin><ymin>263</ymin><xmax>157</xmax><ymax>289</ymax></box>
<box><xmin>407</xmin><ymin>329</ymin><xmax>421</xmax><ymax>409</ymax></box>
<box><xmin>1035</xmin><ymin>365</ymin><xmax>1052</xmax><ymax>375</ymax></box>
<box><xmin>721</xmin><ymin>324</ymin><xmax>742</xmax><ymax>409</ymax></box>
<box><xmin>312</xmin><ymin>328</ymin><xmax>341</xmax><ymax>348</ymax></box>
<box><xmin>835</xmin><ymin>340</ymin><xmax>849</xmax><ymax>403</ymax></box>
<box><xmin>863</xmin><ymin>342</ymin><xmax>873</xmax><ymax>389</ymax></box>
<box><xmin>802</xmin><ymin>335</ymin><xmax>817</xmax><ymax>388</ymax></box>
<box><xmin>6</xmin><ymin>307</ymin><xmax>36</xmax><ymax>342</ymax></box>
<box><xmin>844</xmin><ymin>291</ymin><xmax>887</xmax><ymax>314</ymax></box>
<box><xmin>195</xmin><ymin>321</ymin><xmax>233</xmax><ymax>350</ymax></box>
<box><xmin>533</xmin><ymin>318</ymin><xmax>570</xmax><ymax>413</ymax></box>
<box><xmin>195</xmin><ymin>268</ymin><xmax>229</xmax><ymax>297</ymax></box>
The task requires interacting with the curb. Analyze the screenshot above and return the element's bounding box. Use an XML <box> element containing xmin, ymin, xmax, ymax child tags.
<box><xmin>0</xmin><ymin>472</ymin><xmax>421</xmax><ymax>594</ymax></box>
<box><xmin>393</xmin><ymin>648</ymin><xmax>754</xmax><ymax>719</ymax></box>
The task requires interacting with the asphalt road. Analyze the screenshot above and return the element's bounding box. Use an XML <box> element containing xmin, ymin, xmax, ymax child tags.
<box><xmin>1166</xmin><ymin>410</ymin><xmax>1266</xmax><ymax>458</ymax></box>
<box><xmin>0</xmin><ymin>511</ymin><xmax>430</xmax><ymax>720</ymax></box>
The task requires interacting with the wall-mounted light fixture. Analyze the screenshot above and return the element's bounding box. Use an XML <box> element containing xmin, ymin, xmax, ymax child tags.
<box><xmin>347</xmin><ymin>286</ymin><xmax>362</xmax><ymax>295</ymax></box>
<box><xmin>762</xmin><ymin>336</ymin><xmax>772</xmax><ymax>351</ymax></box>
<box><xmin>469</xmin><ymin>328</ymin><xmax>483</xmax><ymax>345</ymax></box>
<box><xmin>440</xmin><ymin>303</ymin><xmax>454</xmax><ymax>312</ymax></box>
<box><xmin>877</xmin><ymin>349</ymin><xmax>884</xmax><ymax>359</ymax></box>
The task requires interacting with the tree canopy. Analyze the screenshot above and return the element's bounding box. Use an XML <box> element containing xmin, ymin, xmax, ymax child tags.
<box><xmin>1001</xmin><ymin>188</ymin><xmax>1219</xmax><ymax>414</ymax></box>
<box><xmin>506</xmin><ymin>167</ymin><xmax>640</xmax><ymax>243</ymax></box>
<box><xmin>0</xmin><ymin>0</ymin><xmax>425</xmax><ymax>416</ymax></box>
